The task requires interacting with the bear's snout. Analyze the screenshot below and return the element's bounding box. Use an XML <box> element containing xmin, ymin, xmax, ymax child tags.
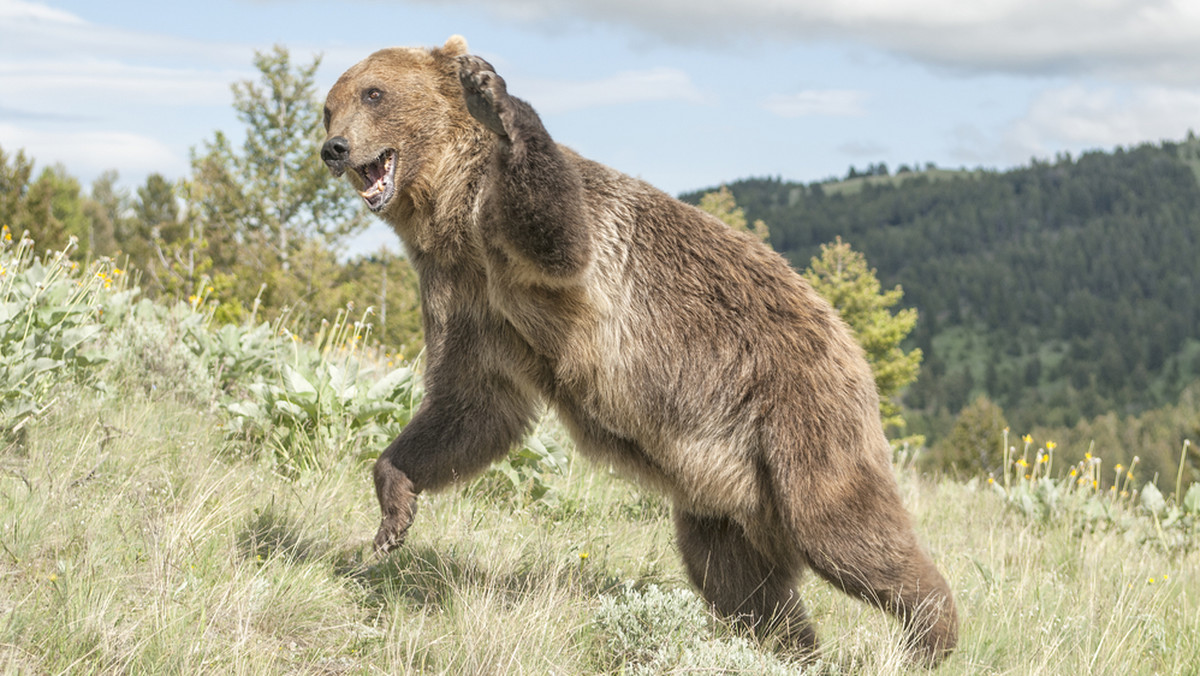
<box><xmin>321</xmin><ymin>136</ymin><xmax>351</xmax><ymax>175</ymax></box>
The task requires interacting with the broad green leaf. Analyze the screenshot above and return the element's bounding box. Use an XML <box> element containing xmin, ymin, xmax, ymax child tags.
<box><xmin>274</xmin><ymin>399</ymin><xmax>306</xmax><ymax>419</ymax></box>
<box><xmin>1140</xmin><ymin>482</ymin><xmax>1165</xmax><ymax>515</ymax></box>
<box><xmin>353</xmin><ymin>400</ymin><xmax>403</xmax><ymax>423</ymax></box>
<box><xmin>225</xmin><ymin>401</ymin><xmax>264</xmax><ymax>420</ymax></box>
<box><xmin>1184</xmin><ymin>483</ymin><xmax>1200</xmax><ymax>514</ymax></box>
<box><xmin>282</xmin><ymin>365</ymin><xmax>317</xmax><ymax>397</ymax></box>
<box><xmin>62</xmin><ymin>324</ymin><xmax>102</xmax><ymax>350</ymax></box>
<box><xmin>367</xmin><ymin>366</ymin><xmax>413</xmax><ymax>400</ymax></box>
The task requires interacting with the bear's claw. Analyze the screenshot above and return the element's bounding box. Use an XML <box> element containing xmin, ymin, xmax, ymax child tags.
<box><xmin>373</xmin><ymin>517</ymin><xmax>411</xmax><ymax>555</ymax></box>
<box><xmin>457</xmin><ymin>55</ymin><xmax>510</xmax><ymax>138</ymax></box>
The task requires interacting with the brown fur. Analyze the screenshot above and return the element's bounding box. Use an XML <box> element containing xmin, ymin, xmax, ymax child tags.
<box><xmin>322</xmin><ymin>36</ymin><xmax>957</xmax><ymax>666</ymax></box>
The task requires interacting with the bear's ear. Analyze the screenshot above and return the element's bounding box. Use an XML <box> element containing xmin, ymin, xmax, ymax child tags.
<box><xmin>441</xmin><ymin>35</ymin><xmax>469</xmax><ymax>57</ymax></box>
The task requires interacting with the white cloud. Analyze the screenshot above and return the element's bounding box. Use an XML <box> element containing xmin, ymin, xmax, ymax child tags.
<box><xmin>1013</xmin><ymin>85</ymin><xmax>1200</xmax><ymax>152</ymax></box>
<box><xmin>414</xmin><ymin>0</ymin><xmax>1200</xmax><ymax>85</ymax></box>
<box><xmin>521</xmin><ymin>67</ymin><xmax>704</xmax><ymax>114</ymax></box>
<box><xmin>0</xmin><ymin>0</ymin><xmax>84</xmax><ymax>24</ymax></box>
<box><xmin>0</xmin><ymin>123</ymin><xmax>185</xmax><ymax>179</ymax></box>
<box><xmin>762</xmin><ymin>90</ymin><xmax>868</xmax><ymax>117</ymax></box>
<box><xmin>0</xmin><ymin>60</ymin><xmax>241</xmax><ymax>109</ymax></box>
<box><xmin>838</xmin><ymin>139</ymin><xmax>890</xmax><ymax>157</ymax></box>
<box><xmin>952</xmin><ymin>85</ymin><xmax>1200</xmax><ymax>165</ymax></box>
<box><xmin>0</xmin><ymin>0</ymin><xmax>251</xmax><ymax>69</ymax></box>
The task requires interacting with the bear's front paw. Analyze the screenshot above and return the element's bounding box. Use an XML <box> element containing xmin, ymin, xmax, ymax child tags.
<box><xmin>374</xmin><ymin>515</ymin><xmax>412</xmax><ymax>555</ymax></box>
<box><xmin>457</xmin><ymin>55</ymin><xmax>510</xmax><ymax>138</ymax></box>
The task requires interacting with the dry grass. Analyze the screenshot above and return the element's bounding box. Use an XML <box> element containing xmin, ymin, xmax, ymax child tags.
<box><xmin>2</xmin><ymin>391</ymin><xmax>1197</xmax><ymax>674</ymax></box>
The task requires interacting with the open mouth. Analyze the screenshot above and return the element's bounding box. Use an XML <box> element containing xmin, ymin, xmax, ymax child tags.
<box><xmin>356</xmin><ymin>149</ymin><xmax>397</xmax><ymax>212</ymax></box>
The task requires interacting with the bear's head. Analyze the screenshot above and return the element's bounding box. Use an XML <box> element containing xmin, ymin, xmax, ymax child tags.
<box><xmin>321</xmin><ymin>36</ymin><xmax>474</xmax><ymax>216</ymax></box>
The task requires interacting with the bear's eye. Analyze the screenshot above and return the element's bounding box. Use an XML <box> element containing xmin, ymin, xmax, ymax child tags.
<box><xmin>363</xmin><ymin>88</ymin><xmax>384</xmax><ymax>104</ymax></box>
<box><xmin>323</xmin><ymin>106</ymin><xmax>331</xmax><ymax>131</ymax></box>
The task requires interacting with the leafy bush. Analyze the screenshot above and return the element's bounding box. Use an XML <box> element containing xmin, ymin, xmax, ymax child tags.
<box><xmin>217</xmin><ymin>310</ymin><xmax>418</xmax><ymax>472</ymax></box>
<box><xmin>477</xmin><ymin>421</ymin><xmax>570</xmax><ymax>504</ymax></box>
<box><xmin>100</xmin><ymin>298</ymin><xmax>216</xmax><ymax>403</ymax></box>
<box><xmin>0</xmin><ymin>231</ymin><xmax>128</xmax><ymax>441</ymax></box>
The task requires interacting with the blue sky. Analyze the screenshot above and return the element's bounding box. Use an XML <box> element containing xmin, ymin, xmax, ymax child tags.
<box><xmin>3</xmin><ymin>0</ymin><xmax>1200</xmax><ymax>252</ymax></box>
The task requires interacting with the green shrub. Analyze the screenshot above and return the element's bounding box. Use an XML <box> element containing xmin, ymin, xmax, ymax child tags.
<box><xmin>0</xmin><ymin>232</ymin><xmax>128</xmax><ymax>442</ymax></box>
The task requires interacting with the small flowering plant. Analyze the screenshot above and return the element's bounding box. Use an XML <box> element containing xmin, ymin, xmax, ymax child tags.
<box><xmin>1</xmin><ymin>232</ymin><xmax>130</xmax><ymax>438</ymax></box>
<box><xmin>990</xmin><ymin>429</ymin><xmax>1200</xmax><ymax>552</ymax></box>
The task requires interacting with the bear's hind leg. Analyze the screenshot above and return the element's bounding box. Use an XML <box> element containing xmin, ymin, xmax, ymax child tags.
<box><xmin>674</xmin><ymin>510</ymin><xmax>818</xmax><ymax>655</ymax></box>
<box><xmin>798</xmin><ymin>494</ymin><xmax>958</xmax><ymax>667</ymax></box>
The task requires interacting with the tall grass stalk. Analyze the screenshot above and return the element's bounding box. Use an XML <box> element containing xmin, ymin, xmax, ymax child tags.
<box><xmin>1178</xmin><ymin>439</ymin><xmax>1192</xmax><ymax>503</ymax></box>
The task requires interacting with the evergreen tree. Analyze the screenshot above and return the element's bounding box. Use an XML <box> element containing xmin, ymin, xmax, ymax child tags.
<box><xmin>802</xmin><ymin>237</ymin><xmax>923</xmax><ymax>436</ymax></box>
<box><xmin>697</xmin><ymin>186</ymin><xmax>770</xmax><ymax>243</ymax></box>
<box><xmin>0</xmin><ymin>145</ymin><xmax>34</xmax><ymax>230</ymax></box>
<box><xmin>930</xmin><ymin>395</ymin><xmax>1008</xmax><ymax>476</ymax></box>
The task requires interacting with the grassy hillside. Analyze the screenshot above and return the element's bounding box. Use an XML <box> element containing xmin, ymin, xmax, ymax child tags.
<box><xmin>4</xmin><ymin>384</ymin><xmax>1199</xmax><ymax>674</ymax></box>
<box><xmin>4</xmin><ymin>234</ymin><xmax>1199</xmax><ymax>674</ymax></box>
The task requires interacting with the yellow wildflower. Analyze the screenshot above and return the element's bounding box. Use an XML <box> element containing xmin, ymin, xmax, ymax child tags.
<box><xmin>1046</xmin><ymin>441</ymin><xmax>1057</xmax><ymax>451</ymax></box>
<box><xmin>579</xmin><ymin>552</ymin><xmax>589</xmax><ymax>561</ymax></box>
<box><xmin>1022</xmin><ymin>434</ymin><xmax>1033</xmax><ymax>445</ymax></box>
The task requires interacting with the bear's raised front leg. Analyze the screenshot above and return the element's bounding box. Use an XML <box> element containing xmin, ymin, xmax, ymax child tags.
<box><xmin>373</xmin><ymin>459</ymin><xmax>417</xmax><ymax>553</ymax></box>
<box><xmin>371</xmin><ymin>358</ymin><xmax>539</xmax><ymax>555</ymax></box>
<box><xmin>458</xmin><ymin>56</ymin><xmax>509</xmax><ymax>139</ymax></box>
<box><xmin>457</xmin><ymin>55</ymin><xmax>592</xmax><ymax>281</ymax></box>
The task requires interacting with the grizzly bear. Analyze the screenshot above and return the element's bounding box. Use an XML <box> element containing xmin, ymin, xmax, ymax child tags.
<box><xmin>321</xmin><ymin>36</ymin><xmax>957</xmax><ymax>666</ymax></box>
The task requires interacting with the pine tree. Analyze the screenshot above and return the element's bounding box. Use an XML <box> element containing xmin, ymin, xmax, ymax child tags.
<box><xmin>697</xmin><ymin>186</ymin><xmax>770</xmax><ymax>243</ymax></box>
<box><xmin>803</xmin><ymin>236</ymin><xmax>923</xmax><ymax>436</ymax></box>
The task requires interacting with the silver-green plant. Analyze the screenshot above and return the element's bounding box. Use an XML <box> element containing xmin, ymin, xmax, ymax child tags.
<box><xmin>592</xmin><ymin>583</ymin><xmax>802</xmax><ymax>674</ymax></box>
<box><xmin>218</xmin><ymin>310</ymin><xmax>418</xmax><ymax>473</ymax></box>
<box><xmin>0</xmin><ymin>229</ymin><xmax>129</xmax><ymax>440</ymax></box>
<box><xmin>990</xmin><ymin>433</ymin><xmax>1200</xmax><ymax>553</ymax></box>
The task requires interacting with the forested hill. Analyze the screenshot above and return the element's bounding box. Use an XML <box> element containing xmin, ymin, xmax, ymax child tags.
<box><xmin>682</xmin><ymin>136</ymin><xmax>1200</xmax><ymax>438</ymax></box>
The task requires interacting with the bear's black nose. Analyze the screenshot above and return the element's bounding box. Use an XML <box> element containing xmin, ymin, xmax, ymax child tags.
<box><xmin>321</xmin><ymin>136</ymin><xmax>351</xmax><ymax>173</ymax></box>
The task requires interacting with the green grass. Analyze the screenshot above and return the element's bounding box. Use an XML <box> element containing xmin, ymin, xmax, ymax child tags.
<box><xmin>3</xmin><ymin>384</ymin><xmax>1198</xmax><ymax>674</ymax></box>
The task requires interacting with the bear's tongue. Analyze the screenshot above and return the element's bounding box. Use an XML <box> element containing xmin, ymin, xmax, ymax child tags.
<box><xmin>358</xmin><ymin>150</ymin><xmax>396</xmax><ymax>208</ymax></box>
<box><xmin>366</xmin><ymin>156</ymin><xmax>390</xmax><ymax>184</ymax></box>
